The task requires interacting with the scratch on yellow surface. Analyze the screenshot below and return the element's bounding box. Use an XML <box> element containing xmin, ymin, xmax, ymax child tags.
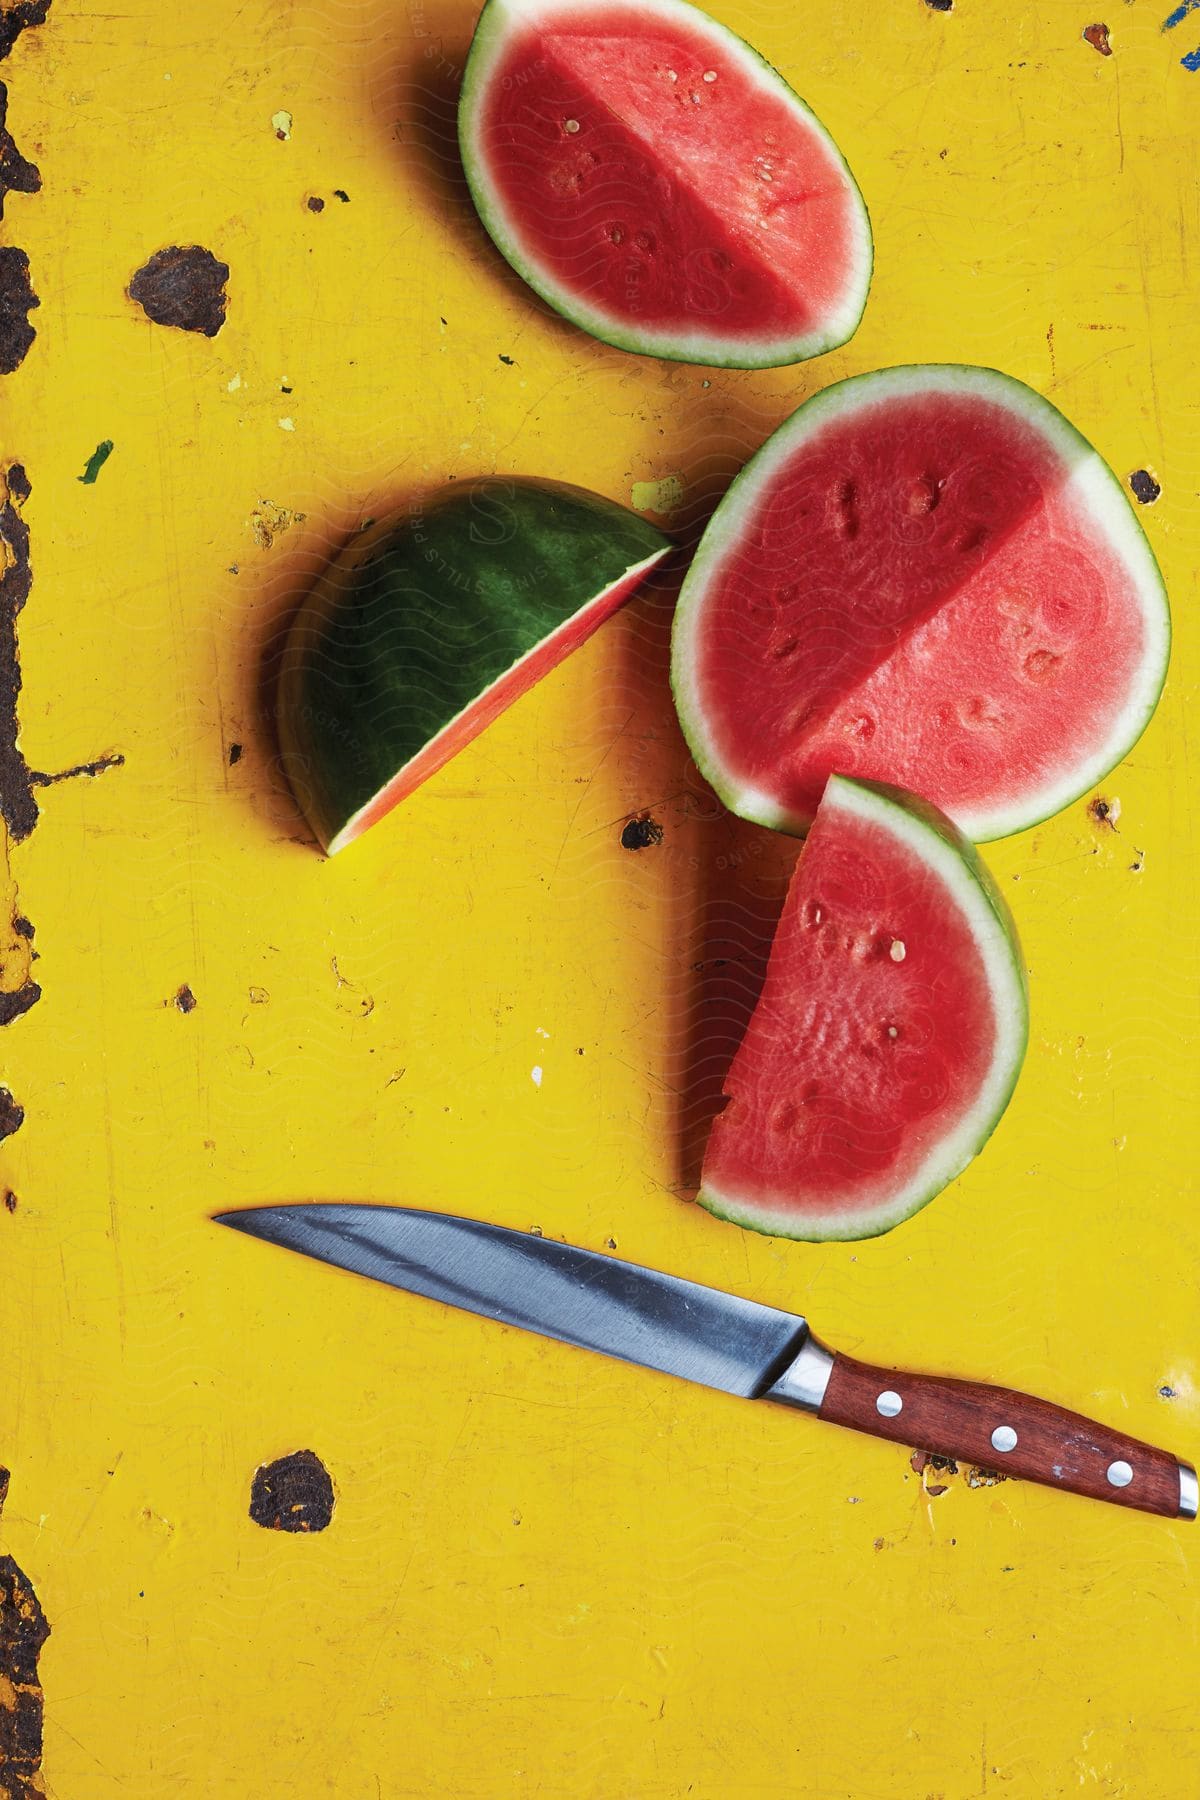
<box><xmin>0</xmin><ymin>0</ymin><xmax>1197</xmax><ymax>1795</ymax></box>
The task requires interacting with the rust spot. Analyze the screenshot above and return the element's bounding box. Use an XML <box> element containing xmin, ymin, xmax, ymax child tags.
<box><xmin>228</xmin><ymin>742</ymin><xmax>243</xmax><ymax>765</ymax></box>
<box><xmin>171</xmin><ymin>983</ymin><xmax>197</xmax><ymax>1014</ymax></box>
<box><xmin>0</xmin><ymin>82</ymin><xmax>39</xmax><ymax>220</ymax></box>
<box><xmin>29</xmin><ymin>752</ymin><xmax>123</xmax><ymax>787</ymax></box>
<box><xmin>1083</xmin><ymin>21</ymin><xmax>1112</xmax><ymax>53</ymax></box>
<box><xmin>0</xmin><ymin>249</ymin><xmax>37</xmax><ymax>375</ymax></box>
<box><xmin>333</xmin><ymin>188</ymin><xmax>350</xmax><ymax>202</ymax></box>
<box><xmin>0</xmin><ymin>1466</ymin><xmax>49</xmax><ymax>1797</ymax></box>
<box><xmin>965</xmin><ymin>1466</ymin><xmax>1009</xmax><ymax>1488</ymax></box>
<box><xmin>2</xmin><ymin>1191</ymin><xmax>13</xmax><ymax>1212</ymax></box>
<box><xmin>128</xmin><ymin>246</ymin><xmax>229</xmax><ymax>337</ymax></box>
<box><xmin>0</xmin><ymin>1090</ymin><xmax>22</xmax><ymax>1143</ymax></box>
<box><xmin>621</xmin><ymin>814</ymin><xmax>664</xmax><ymax>850</ymax></box>
<box><xmin>0</xmin><ymin>2</ymin><xmax>51</xmax><ymax>62</ymax></box>
<box><xmin>249</xmin><ymin>1450</ymin><xmax>335</xmax><ymax>1533</ymax></box>
<box><xmin>925</xmin><ymin>0</ymin><xmax>954</xmax><ymax>12</ymax></box>
<box><xmin>1087</xmin><ymin>794</ymin><xmax>1120</xmax><ymax>830</ymax></box>
<box><xmin>1128</xmin><ymin>468</ymin><xmax>1161</xmax><ymax>505</ymax></box>
<box><xmin>0</xmin><ymin>465</ymin><xmax>39</xmax><ymax>1049</ymax></box>
<box><xmin>0</xmin><ymin>988</ymin><xmax>36</xmax><ymax>1028</ymax></box>
<box><xmin>305</xmin><ymin>194</ymin><xmax>324</xmax><ymax>212</ymax></box>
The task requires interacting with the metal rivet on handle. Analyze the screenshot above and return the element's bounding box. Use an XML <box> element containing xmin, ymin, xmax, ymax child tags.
<box><xmin>875</xmin><ymin>1390</ymin><xmax>903</xmax><ymax>1418</ymax></box>
<box><xmin>991</xmin><ymin>1425</ymin><xmax>1018</xmax><ymax>1453</ymax></box>
<box><xmin>1107</xmin><ymin>1459</ymin><xmax>1134</xmax><ymax>1488</ymax></box>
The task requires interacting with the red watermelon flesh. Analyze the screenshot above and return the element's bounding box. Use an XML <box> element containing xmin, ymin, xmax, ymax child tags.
<box><xmin>671</xmin><ymin>367</ymin><xmax>1170</xmax><ymax>841</ymax></box>
<box><xmin>699</xmin><ymin>775</ymin><xmax>1028</xmax><ymax>1241</ymax></box>
<box><xmin>459</xmin><ymin>0</ymin><xmax>872</xmax><ymax>367</ymax></box>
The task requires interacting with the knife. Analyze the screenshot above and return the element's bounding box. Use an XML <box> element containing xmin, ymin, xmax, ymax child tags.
<box><xmin>215</xmin><ymin>1203</ymin><xmax>1197</xmax><ymax>1520</ymax></box>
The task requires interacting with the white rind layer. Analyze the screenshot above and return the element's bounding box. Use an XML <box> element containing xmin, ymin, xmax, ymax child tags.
<box><xmin>698</xmin><ymin>775</ymin><xmax>1029</xmax><ymax>1241</ymax></box>
<box><xmin>670</xmin><ymin>363</ymin><xmax>1171</xmax><ymax>842</ymax></box>
<box><xmin>459</xmin><ymin>0</ymin><xmax>873</xmax><ymax>369</ymax></box>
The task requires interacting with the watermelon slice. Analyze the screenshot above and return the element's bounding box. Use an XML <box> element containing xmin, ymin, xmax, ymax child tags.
<box><xmin>699</xmin><ymin>775</ymin><xmax>1028</xmax><ymax>1241</ymax></box>
<box><xmin>277</xmin><ymin>478</ymin><xmax>671</xmax><ymax>853</ymax></box>
<box><xmin>671</xmin><ymin>365</ymin><xmax>1170</xmax><ymax>840</ymax></box>
<box><xmin>458</xmin><ymin>0</ymin><xmax>872</xmax><ymax>368</ymax></box>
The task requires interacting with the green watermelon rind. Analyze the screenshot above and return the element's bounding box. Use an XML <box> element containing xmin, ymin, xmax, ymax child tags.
<box><xmin>670</xmin><ymin>363</ymin><xmax>1171</xmax><ymax>841</ymax></box>
<box><xmin>457</xmin><ymin>0</ymin><xmax>873</xmax><ymax>370</ymax></box>
<box><xmin>697</xmin><ymin>774</ymin><xmax>1030</xmax><ymax>1242</ymax></box>
<box><xmin>277</xmin><ymin>478</ymin><xmax>672</xmax><ymax>855</ymax></box>
<box><xmin>318</xmin><ymin>542</ymin><xmax>671</xmax><ymax>854</ymax></box>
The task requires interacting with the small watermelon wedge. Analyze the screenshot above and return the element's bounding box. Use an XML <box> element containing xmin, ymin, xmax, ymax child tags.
<box><xmin>671</xmin><ymin>365</ymin><xmax>1170</xmax><ymax>841</ymax></box>
<box><xmin>277</xmin><ymin>478</ymin><xmax>671</xmax><ymax>853</ymax></box>
<box><xmin>458</xmin><ymin>0</ymin><xmax>872</xmax><ymax>368</ymax></box>
<box><xmin>699</xmin><ymin>775</ymin><xmax>1028</xmax><ymax>1241</ymax></box>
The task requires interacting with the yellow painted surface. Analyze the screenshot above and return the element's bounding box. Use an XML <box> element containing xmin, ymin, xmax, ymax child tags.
<box><xmin>1</xmin><ymin>0</ymin><xmax>1197</xmax><ymax>1793</ymax></box>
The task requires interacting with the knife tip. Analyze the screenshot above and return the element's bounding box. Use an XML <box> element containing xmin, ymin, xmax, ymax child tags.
<box><xmin>212</xmin><ymin>1207</ymin><xmax>267</xmax><ymax>1234</ymax></box>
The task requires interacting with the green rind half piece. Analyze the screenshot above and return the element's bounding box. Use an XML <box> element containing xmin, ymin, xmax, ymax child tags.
<box><xmin>277</xmin><ymin>477</ymin><xmax>671</xmax><ymax>853</ymax></box>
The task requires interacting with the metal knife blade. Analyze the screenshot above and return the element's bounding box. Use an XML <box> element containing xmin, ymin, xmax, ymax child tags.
<box><xmin>215</xmin><ymin>1203</ymin><xmax>809</xmax><ymax>1399</ymax></box>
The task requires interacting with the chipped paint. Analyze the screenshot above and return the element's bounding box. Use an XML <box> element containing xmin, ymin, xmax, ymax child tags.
<box><xmin>0</xmin><ymin>81</ymin><xmax>39</xmax><ymax>219</ymax></box>
<box><xmin>248</xmin><ymin>499</ymin><xmax>306</xmax><ymax>549</ymax></box>
<box><xmin>128</xmin><ymin>246</ymin><xmax>228</xmax><ymax>337</ymax></box>
<box><xmin>0</xmin><ymin>1469</ymin><xmax>48</xmax><ymax>1798</ymax></box>
<box><xmin>249</xmin><ymin>1451</ymin><xmax>334</xmax><ymax>1532</ymax></box>
<box><xmin>271</xmin><ymin>109</ymin><xmax>293</xmax><ymax>141</ymax></box>
<box><xmin>0</xmin><ymin>1090</ymin><xmax>23</xmax><ymax>1142</ymax></box>
<box><xmin>630</xmin><ymin>473</ymin><xmax>685</xmax><ymax>514</ymax></box>
<box><xmin>1083</xmin><ymin>21</ymin><xmax>1113</xmax><ymax>54</ymax></box>
<box><xmin>621</xmin><ymin>814</ymin><xmax>664</xmax><ymax>850</ymax></box>
<box><xmin>0</xmin><ymin>251</ymin><xmax>36</xmax><ymax>374</ymax></box>
<box><xmin>0</xmin><ymin>2</ymin><xmax>51</xmax><ymax>62</ymax></box>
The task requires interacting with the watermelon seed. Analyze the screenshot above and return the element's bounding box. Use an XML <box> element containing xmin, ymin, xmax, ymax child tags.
<box><xmin>608</xmin><ymin>224</ymin><xmax>625</xmax><ymax>245</ymax></box>
<box><xmin>889</xmin><ymin>940</ymin><xmax>906</xmax><ymax>962</ymax></box>
<box><xmin>907</xmin><ymin>474</ymin><xmax>942</xmax><ymax>516</ymax></box>
<box><xmin>666</xmin><ymin>68</ymin><xmax>678</xmax><ymax>82</ymax></box>
<box><xmin>770</xmin><ymin>636</ymin><xmax>799</xmax><ymax>661</ymax></box>
<box><xmin>833</xmin><ymin>479</ymin><xmax>860</xmax><ymax>539</ymax></box>
<box><xmin>703</xmin><ymin>69</ymin><xmax>718</xmax><ymax>81</ymax></box>
<box><xmin>955</xmin><ymin>523</ymin><xmax>989</xmax><ymax>553</ymax></box>
<box><xmin>886</xmin><ymin>1025</ymin><xmax>899</xmax><ymax>1039</ymax></box>
<box><xmin>563</xmin><ymin>118</ymin><xmax>580</xmax><ymax>134</ymax></box>
<box><xmin>1023</xmin><ymin>648</ymin><xmax>1061</xmax><ymax>682</ymax></box>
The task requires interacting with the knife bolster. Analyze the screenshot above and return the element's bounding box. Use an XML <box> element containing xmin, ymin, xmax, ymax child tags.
<box><xmin>764</xmin><ymin>1332</ymin><xmax>835</xmax><ymax>1413</ymax></box>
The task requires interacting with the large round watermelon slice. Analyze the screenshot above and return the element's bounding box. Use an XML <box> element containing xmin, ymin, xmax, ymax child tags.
<box><xmin>277</xmin><ymin>478</ymin><xmax>671</xmax><ymax>854</ymax></box>
<box><xmin>699</xmin><ymin>775</ymin><xmax>1028</xmax><ymax>1241</ymax></box>
<box><xmin>458</xmin><ymin>0</ymin><xmax>872</xmax><ymax>368</ymax></box>
<box><xmin>671</xmin><ymin>365</ymin><xmax>1170</xmax><ymax>840</ymax></box>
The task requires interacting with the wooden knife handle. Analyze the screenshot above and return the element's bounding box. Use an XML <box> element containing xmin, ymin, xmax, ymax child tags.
<box><xmin>817</xmin><ymin>1352</ymin><xmax>1195</xmax><ymax>1518</ymax></box>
